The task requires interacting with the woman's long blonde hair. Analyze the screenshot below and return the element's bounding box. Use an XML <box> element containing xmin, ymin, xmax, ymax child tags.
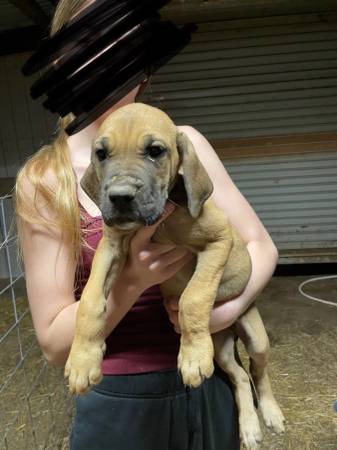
<box><xmin>15</xmin><ymin>0</ymin><xmax>92</xmax><ymax>263</ymax></box>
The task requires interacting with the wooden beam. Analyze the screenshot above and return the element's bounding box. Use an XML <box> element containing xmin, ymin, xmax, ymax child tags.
<box><xmin>212</xmin><ymin>132</ymin><xmax>337</xmax><ymax>159</ymax></box>
<box><xmin>9</xmin><ymin>0</ymin><xmax>50</xmax><ymax>29</ymax></box>
<box><xmin>278</xmin><ymin>248</ymin><xmax>337</xmax><ymax>264</ymax></box>
<box><xmin>0</xmin><ymin>26</ymin><xmax>44</xmax><ymax>56</ymax></box>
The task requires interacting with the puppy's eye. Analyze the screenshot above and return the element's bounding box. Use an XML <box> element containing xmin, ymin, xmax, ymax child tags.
<box><xmin>147</xmin><ymin>145</ymin><xmax>166</xmax><ymax>159</ymax></box>
<box><xmin>96</xmin><ymin>148</ymin><xmax>107</xmax><ymax>161</ymax></box>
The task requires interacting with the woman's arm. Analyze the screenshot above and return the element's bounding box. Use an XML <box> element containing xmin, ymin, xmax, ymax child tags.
<box><xmin>165</xmin><ymin>126</ymin><xmax>278</xmax><ymax>333</ymax></box>
<box><xmin>20</xmin><ymin>218</ymin><xmax>142</xmax><ymax>366</ymax></box>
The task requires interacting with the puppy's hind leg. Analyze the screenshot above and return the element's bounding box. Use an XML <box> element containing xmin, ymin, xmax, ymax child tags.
<box><xmin>213</xmin><ymin>329</ymin><xmax>262</xmax><ymax>450</ymax></box>
<box><xmin>236</xmin><ymin>305</ymin><xmax>285</xmax><ymax>434</ymax></box>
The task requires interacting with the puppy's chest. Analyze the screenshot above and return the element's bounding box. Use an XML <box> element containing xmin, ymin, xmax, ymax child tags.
<box><xmin>152</xmin><ymin>205</ymin><xmax>227</xmax><ymax>251</ymax></box>
<box><xmin>153</xmin><ymin>210</ymin><xmax>202</xmax><ymax>250</ymax></box>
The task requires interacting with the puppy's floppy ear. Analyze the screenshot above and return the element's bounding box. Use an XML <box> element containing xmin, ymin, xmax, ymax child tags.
<box><xmin>80</xmin><ymin>163</ymin><xmax>100</xmax><ymax>207</ymax></box>
<box><xmin>176</xmin><ymin>131</ymin><xmax>213</xmax><ymax>218</ymax></box>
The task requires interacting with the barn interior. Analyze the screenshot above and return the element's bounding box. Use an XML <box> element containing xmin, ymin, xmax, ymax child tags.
<box><xmin>0</xmin><ymin>1</ymin><xmax>336</xmax><ymax>449</ymax></box>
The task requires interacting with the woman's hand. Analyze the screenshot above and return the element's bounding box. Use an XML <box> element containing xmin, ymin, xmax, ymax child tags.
<box><xmin>164</xmin><ymin>296</ymin><xmax>242</xmax><ymax>334</ymax></box>
<box><xmin>163</xmin><ymin>240</ymin><xmax>279</xmax><ymax>335</ymax></box>
<box><xmin>122</xmin><ymin>203</ymin><xmax>193</xmax><ymax>294</ymax></box>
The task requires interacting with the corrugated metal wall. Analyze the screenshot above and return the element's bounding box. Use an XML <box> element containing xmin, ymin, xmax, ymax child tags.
<box><xmin>1</xmin><ymin>14</ymin><xmax>337</xmax><ymax>176</ymax></box>
<box><xmin>142</xmin><ymin>13</ymin><xmax>337</xmax><ymax>139</ymax></box>
<box><xmin>0</xmin><ymin>52</ymin><xmax>58</xmax><ymax>178</ymax></box>
<box><xmin>223</xmin><ymin>151</ymin><xmax>337</xmax><ymax>263</ymax></box>
<box><xmin>0</xmin><ymin>12</ymin><xmax>336</xmax><ymax>267</ymax></box>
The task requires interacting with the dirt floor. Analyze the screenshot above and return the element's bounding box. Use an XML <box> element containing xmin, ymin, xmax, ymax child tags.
<box><xmin>0</xmin><ymin>279</ymin><xmax>73</xmax><ymax>450</ymax></box>
<box><xmin>252</xmin><ymin>275</ymin><xmax>337</xmax><ymax>450</ymax></box>
<box><xmin>0</xmin><ymin>275</ymin><xmax>336</xmax><ymax>450</ymax></box>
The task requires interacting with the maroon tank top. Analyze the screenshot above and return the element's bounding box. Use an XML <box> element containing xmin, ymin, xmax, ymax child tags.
<box><xmin>75</xmin><ymin>207</ymin><xmax>180</xmax><ymax>375</ymax></box>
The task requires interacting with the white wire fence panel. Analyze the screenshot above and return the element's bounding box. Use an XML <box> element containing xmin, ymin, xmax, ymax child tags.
<box><xmin>0</xmin><ymin>195</ymin><xmax>74</xmax><ymax>450</ymax></box>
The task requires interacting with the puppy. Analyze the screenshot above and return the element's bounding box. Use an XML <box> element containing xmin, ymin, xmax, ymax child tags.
<box><xmin>65</xmin><ymin>103</ymin><xmax>285</xmax><ymax>449</ymax></box>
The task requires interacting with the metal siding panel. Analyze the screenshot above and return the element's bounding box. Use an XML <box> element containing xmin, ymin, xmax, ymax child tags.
<box><xmin>195</xmin><ymin>13</ymin><xmax>337</xmax><ymax>32</ymax></box>
<box><xmin>157</xmin><ymin>59</ymin><xmax>337</xmax><ymax>83</ymax></box>
<box><xmin>5</xmin><ymin>53</ymin><xmax>35</xmax><ymax>164</ymax></box>
<box><xmin>18</xmin><ymin>53</ymin><xmax>49</xmax><ymax>148</ymax></box>
<box><xmin>206</xmin><ymin>124</ymin><xmax>337</xmax><ymax>139</ymax></box>
<box><xmin>159</xmin><ymin>49</ymin><xmax>337</xmax><ymax>73</ymax></box>
<box><xmin>0</xmin><ymin>136</ymin><xmax>7</xmax><ymax>177</ymax></box>
<box><xmin>152</xmin><ymin>79</ymin><xmax>337</xmax><ymax>99</ymax></box>
<box><xmin>141</xmin><ymin>14</ymin><xmax>337</xmax><ymax>140</ymax></box>
<box><xmin>222</xmin><ymin>151</ymin><xmax>337</xmax><ymax>257</ymax></box>
<box><xmin>0</xmin><ymin>55</ymin><xmax>21</xmax><ymax>176</ymax></box>
<box><xmin>194</xmin><ymin>19</ymin><xmax>337</xmax><ymax>40</ymax></box>
<box><xmin>0</xmin><ymin>53</ymin><xmax>58</xmax><ymax>177</ymax></box>
<box><xmin>172</xmin><ymin>106</ymin><xmax>337</xmax><ymax>126</ymax></box>
<box><xmin>256</xmin><ymin>201</ymin><xmax>337</xmax><ymax>212</ymax></box>
<box><xmin>194</xmin><ymin>26</ymin><xmax>337</xmax><ymax>43</ymax></box>
<box><xmin>177</xmin><ymin>38</ymin><xmax>337</xmax><ymax>60</ymax></box>
<box><xmin>158</xmin><ymin>86</ymin><xmax>337</xmax><ymax>106</ymax></box>
<box><xmin>264</xmin><ymin>216</ymin><xmax>337</xmax><ymax>225</ymax></box>
<box><xmin>154</xmin><ymin>69</ymin><xmax>337</xmax><ymax>91</ymax></box>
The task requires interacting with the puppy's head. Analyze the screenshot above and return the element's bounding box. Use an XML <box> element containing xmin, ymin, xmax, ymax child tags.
<box><xmin>81</xmin><ymin>103</ymin><xmax>213</xmax><ymax>230</ymax></box>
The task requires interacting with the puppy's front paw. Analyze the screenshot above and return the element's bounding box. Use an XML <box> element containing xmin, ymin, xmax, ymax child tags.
<box><xmin>178</xmin><ymin>334</ymin><xmax>214</xmax><ymax>388</ymax></box>
<box><xmin>64</xmin><ymin>340</ymin><xmax>106</xmax><ymax>395</ymax></box>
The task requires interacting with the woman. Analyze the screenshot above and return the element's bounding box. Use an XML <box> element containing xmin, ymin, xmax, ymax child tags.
<box><xmin>15</xmin><ymin>1</ymin><xmax>278</xmax><ymax>449</ymax></box>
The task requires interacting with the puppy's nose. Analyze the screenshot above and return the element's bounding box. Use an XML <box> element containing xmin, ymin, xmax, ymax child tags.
<box><xmin>109</xmin><ymin>193</ymin><xmax>134</xmax><ymax>204</ymax></box>
<box><xmin>108</xmin><ymin>185</ymin><xmax>136</xmax><ymax>208</ymax></box>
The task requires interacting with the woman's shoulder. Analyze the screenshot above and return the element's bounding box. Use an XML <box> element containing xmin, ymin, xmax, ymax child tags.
<box><xmin>176</xmin><ymin>124</ymin><xmax>199</xmax><ymax>138</ymax></box>
<box><xmin>175</xmin><ymin>125</ymin><xmax>220</xmax><ymax>165</ymax></box>
<box><xmin>176</xmin><ymin>125</ymin><xmax>211</xmax><ymax>151</ymax></box>
<box><xmin>15</xmin><ymin>151</ymin><xmax>63</xmax><ymax>229</ymax></box>
<box><xmin>16</xmin><ymin>163</ymin><xmax>58</xmax><ymax>204</ymax></box>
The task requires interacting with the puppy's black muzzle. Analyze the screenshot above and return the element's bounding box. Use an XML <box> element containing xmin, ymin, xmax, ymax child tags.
<box><xmin>100</xmin><ymin>175</ymin><xmax>166</xmax><ymax>227</ymax></box>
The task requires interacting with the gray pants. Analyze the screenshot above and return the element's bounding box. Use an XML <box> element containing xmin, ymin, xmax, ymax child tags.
<box><xmin>70</xmin><ymin>366</ymin><xmax>240</xmax><ymax>450</ymax></box>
